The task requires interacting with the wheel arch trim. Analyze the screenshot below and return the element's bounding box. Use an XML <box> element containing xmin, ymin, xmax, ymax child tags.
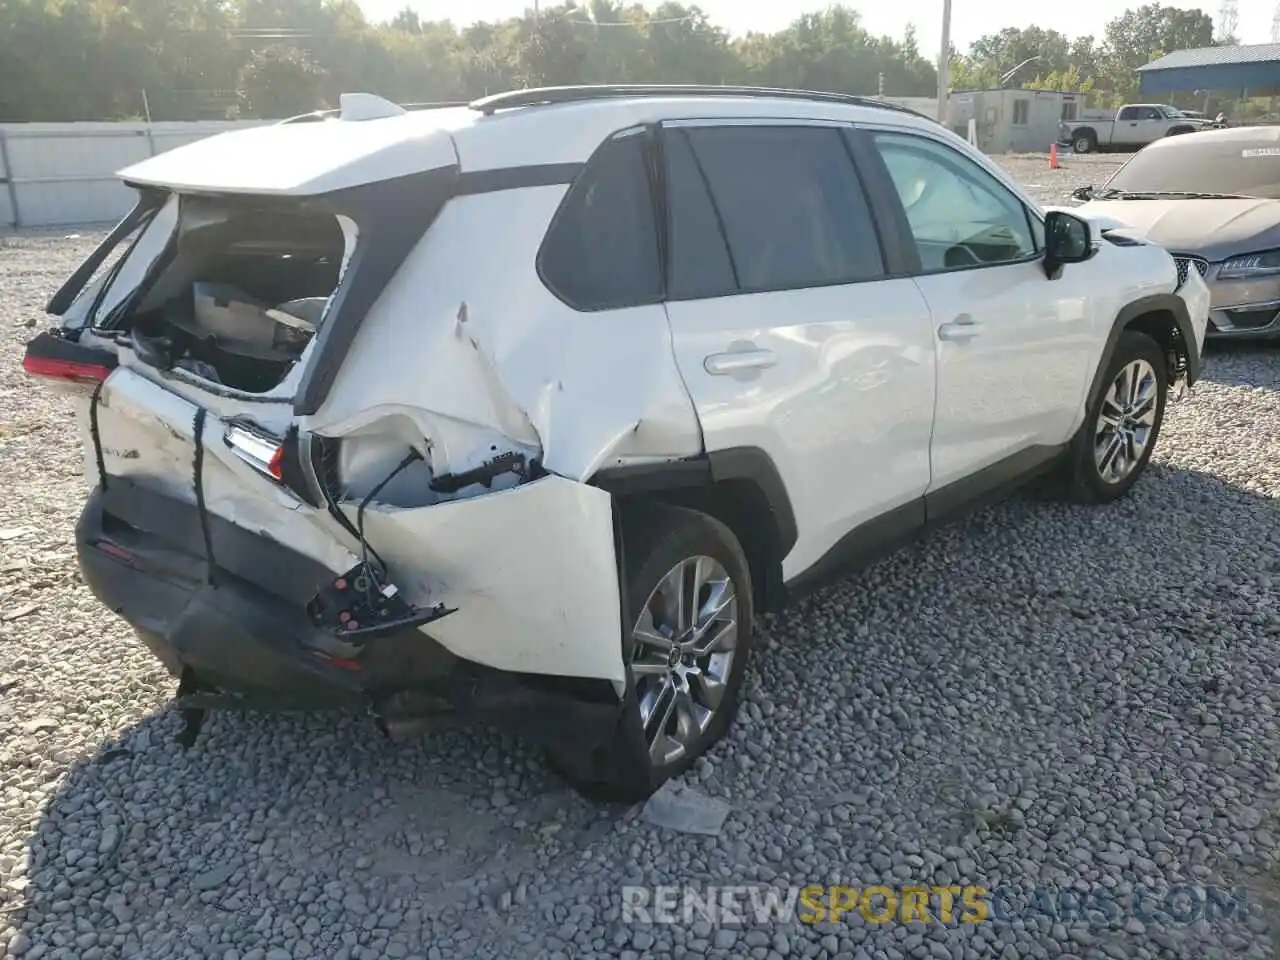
<box><xmin>590</xmin><ymin>447</ymin><xmax>799</xmax><ymax>566</ymax></box>
<box><xmin>1087</xmin><ymin>293</ymin><xmax>1200</xmax><ymax>411</ymax></box>
<box><xmin>591</xmin><ymin>448</ymin><xmax>797</xmax><ymax>554</ymax></box>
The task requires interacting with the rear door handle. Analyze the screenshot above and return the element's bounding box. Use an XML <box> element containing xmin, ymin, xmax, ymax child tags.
<box><xmin>704</xmin><ymin>349</ymin><xmax>777</xmax><ymax>376</ymax></box>
<box><xmin>938</xmin><ymin>315</ymin><xmax>984</xmax><ymax>342</ymax></box>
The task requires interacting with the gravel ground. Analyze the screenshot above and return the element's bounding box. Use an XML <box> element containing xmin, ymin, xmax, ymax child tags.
<box><xmin>2</xmin><ymin>154</ymin><xmax>1280</xmax><ymax>960</ymax></box>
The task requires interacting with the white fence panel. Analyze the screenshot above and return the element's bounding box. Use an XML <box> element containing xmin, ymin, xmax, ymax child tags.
<box><xmin>0</xmin><ymin>120</ymin><xmax>266</xmax><ymax>229</ymax></box>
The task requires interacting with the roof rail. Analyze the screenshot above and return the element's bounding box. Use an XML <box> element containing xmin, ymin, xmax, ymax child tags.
<box><xmin>401</xmin><ymin>100</ymin><xmax>470</xmax><ymax>111</ymax></box>
<box><xmin>469</xmin><ymin>84</ymin><xmax>933</xmax><ymax>120</ymax></box>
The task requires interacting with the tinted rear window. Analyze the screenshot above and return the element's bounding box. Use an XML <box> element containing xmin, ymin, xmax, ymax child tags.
<box><xmin>539</xmin><ymin>133</ymin><xmax>662</xmax><ymax>311</ymax></box>
<box><xmin>664</xmin><ymin>129</ymin><xmax>739</xmax><ymax>300</ymax></box>
<box><xmin>680</xmin><ymin>125</ymin><xmax>885</xmax><ymax>293</ymax></box>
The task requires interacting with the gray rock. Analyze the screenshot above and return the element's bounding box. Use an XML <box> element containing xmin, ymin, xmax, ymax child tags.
<box><xmin>640</xmin><ymin>782</ymin><xmax>731</xmax><ymax>836</ymax></box>
<box><xmin>192</xmin><ymin>865</ymin><xmax>236</xmax><ymax>891</ymax></box>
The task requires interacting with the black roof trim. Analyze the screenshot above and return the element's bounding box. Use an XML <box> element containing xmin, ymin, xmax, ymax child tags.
<box><xmin>469</xmin><ymin>85</ymin><xmax>933</xmax><ymax>121</ymax></box>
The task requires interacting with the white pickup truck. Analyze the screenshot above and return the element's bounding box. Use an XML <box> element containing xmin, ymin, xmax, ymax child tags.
<box><xmin>1060</xmin><ymin>104</ymin><xmax>1216</xmax><ymax>154</ymax></box>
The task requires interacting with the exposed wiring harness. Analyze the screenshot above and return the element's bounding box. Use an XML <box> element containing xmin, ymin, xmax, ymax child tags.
<box><xmin>353</xmin><ymin>449</ymin><xmax>423</xmax><ymax>609</ymax></box>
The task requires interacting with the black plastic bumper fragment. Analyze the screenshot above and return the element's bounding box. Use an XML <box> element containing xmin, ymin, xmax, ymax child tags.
<box><xmin>307</xmin><ymin>562</ymin><xmax>456</xmax><ymax>657</ymax></box>
<box><xmin>76</xmin><ymin>484</ymin><xmax>624</xmax><ymax>752</ymax></box>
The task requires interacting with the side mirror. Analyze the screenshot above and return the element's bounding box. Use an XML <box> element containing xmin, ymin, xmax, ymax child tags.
<box><xmin>1043</xmin><ymin>210</ymin><xmax>1095</xmax><ymax>279</ymax></box>
<box><xmin>1070</xmin><ymin>185</ymin><xmax>1094</xmax><ymax>202</ymax></box>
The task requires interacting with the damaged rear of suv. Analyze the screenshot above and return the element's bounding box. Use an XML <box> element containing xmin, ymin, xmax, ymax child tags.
<box><xmin>25</xmin><ymin>85</ymin><xmax>1206</xmax><ymax>802</ymax></box>
<box><xmin>24</xmin><ymin>92</ymin><xmax>724</xmax><ymax>800</ymax></box>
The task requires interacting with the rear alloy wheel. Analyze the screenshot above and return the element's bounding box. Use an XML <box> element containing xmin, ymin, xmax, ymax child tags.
<box><xmin>1061</xmin><ymin>330</ymin><xmax>1168</xmax><ymax>503</ymax></box>
<box><xmin>631</xmin><ymin>555</ymin><xmax>740</xmax><ymax>767</ymax></box>
<box><xmin>553</xmin><ymin>503</ymin><xmax>753</xmax><ymax>801</ymax></box>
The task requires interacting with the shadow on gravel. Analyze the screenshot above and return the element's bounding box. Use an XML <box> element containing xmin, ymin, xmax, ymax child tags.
<box><xmin>3</xmin><ymin>707</ymin><xmax>634</xmax><ymax>957</ymax></box>
<box><xmin>6</xmin><ymin>462</ymin><xmax>1280</xmax><ymax>959</ymax></box>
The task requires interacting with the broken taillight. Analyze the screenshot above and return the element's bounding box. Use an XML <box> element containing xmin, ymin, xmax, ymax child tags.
<box><xmin>224</xmin><ymin>423</ymin><xmax>285</xmax><ymax>483</ymax></box>
<box><xmin>93</xmin><ymin>540</ymin><xmax>137</xmax><ymax>566</ymax></box>
<box><xmin>22</xmin><ymin>331</ymin><xmax>117</xmax><ymax>391</ymax></box>
<box><xmin>22</xmin><ymin>355</ymin><xmax>111</xmax><ymax>384</ymax></box>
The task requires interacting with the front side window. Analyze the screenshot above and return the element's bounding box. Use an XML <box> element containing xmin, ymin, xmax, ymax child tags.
<box><xmin>873</xmin><ymin>132</ymin><xmax>1038</xmax><ymax>273</ymax></box>
<box><xmin>539</xmin><ymin>132</ymin><xmax>662</xmax><ymax>312</ymax></box>
<box><xmin>672</xmin><ymin>124</ymin><xmax>886</xmax><ymax>294</ymax></box>
<box><xmin>1118</xmin><ymin>107</ymin><xmax>1140</xmax><ymax>121</ymax></box>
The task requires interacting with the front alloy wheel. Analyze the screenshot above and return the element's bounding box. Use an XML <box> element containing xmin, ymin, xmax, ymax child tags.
<box><xmin>631</xmin><ymin>555</ymin><xmax>739</xmax><ymax>766</ymax></box>
<box><xmin>1059</xmin><ymin>329</ymin><xmax>1167</xmax><ymax>504</ymax></box>
<box><xmin>1094</xmin><ymin>358</ymin><xmax>1159</xmax><ymax>484</ymax></box>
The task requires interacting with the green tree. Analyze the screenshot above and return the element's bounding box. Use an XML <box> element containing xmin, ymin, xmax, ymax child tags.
<box><xmin>237</xmin><ymin>44</ymin><xmax>328</xmax><ymax>117</ymax></box>
<box><xmin>0</xmin><ymin>1</ymin><xmax>1223</xmax><ymax>123</ymax></box>
<box><xmin>967</xmin><ymin>27</ymin><xmax>1075</xmax><ymax>83</ymax></box>
<box><xmin>1100</xmin><ymin>4</ymin><xmax>1215</xmax><ymax>101</ymax></box>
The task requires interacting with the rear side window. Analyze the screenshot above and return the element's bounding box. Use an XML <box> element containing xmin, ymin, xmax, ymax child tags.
<box><xmin>539</xmin><ymin>132</ymin><xmax>662</xmax><ymax>312</ymax></box>
<box><xmin>674</xmin><ymin>125</ymin><xmax>885</xmax><ymax>294</ymax></box>
<box><xmin>664</xmin><ymin>129</ymin><xmax>739</xmax><ymax>300</ymax></box>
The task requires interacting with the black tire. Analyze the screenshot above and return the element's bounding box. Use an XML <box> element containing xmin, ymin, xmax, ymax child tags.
<box><xmin>1072</xmin><ymin>131</ymin><xmax>1097</xmax><ymax>154</ymax></box>
<box><xmin>551</xmin><ymin>501</ymin><xmax>754</xmax><ymax>802</ymax></box>
<box><xmin>1060</xmin><ymin>330</ymin><xmax>1168</xmax><ymax>504</ymax></box>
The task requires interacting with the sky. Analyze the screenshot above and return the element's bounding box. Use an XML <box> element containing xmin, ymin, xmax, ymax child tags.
<box><xmin>355</xmin><ymin>0</ymin><xmax>1280</xmax><ymax>55</ymax></box>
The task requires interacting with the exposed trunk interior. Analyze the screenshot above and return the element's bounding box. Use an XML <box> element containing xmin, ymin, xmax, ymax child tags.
<box><xmin>110</xmin><ymin>198</ymin><xmax>348</xmax><ymax>394</ymax></box>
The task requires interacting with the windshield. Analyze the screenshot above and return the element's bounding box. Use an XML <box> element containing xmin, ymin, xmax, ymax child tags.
<box><xmin>1103</xmin><ymin>133</ymin><xmax>1280</xmax><ymax>199</ymax></box>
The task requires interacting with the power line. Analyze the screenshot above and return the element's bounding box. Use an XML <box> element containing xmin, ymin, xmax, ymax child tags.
<box><xmin>565</xmin><ymin>16</ymin><xmax>695</xmax><ymax>26</ymax></box>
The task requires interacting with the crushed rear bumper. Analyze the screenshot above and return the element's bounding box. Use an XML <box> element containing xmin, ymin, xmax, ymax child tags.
<box><xmin>75</xmin><ymin>482</ymin><xmax>625</xmax><ymax>758</ymax></box>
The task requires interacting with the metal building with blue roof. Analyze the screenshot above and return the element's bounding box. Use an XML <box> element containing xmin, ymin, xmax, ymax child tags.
<box><xmin>1138</xmin><ymin>43</ymin><xmax>1280</xmax><ymax>95</ymax></box>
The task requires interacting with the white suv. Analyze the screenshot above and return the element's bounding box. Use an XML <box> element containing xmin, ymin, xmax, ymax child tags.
<box><xmin>23</xmin><ymin>86</ymin><xmax>1209</xmax><ymax>799</ymax></box>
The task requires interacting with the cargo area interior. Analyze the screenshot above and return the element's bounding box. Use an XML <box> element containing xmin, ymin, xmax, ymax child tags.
<box><xmin>109</xmin><ymin>199</ymin><xmax>346</xmax><ymax>393</ymax></box>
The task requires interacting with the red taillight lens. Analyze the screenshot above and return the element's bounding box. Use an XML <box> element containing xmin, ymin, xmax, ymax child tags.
<box><xmin>224</xmin><ymin>424</ymin><xmax>286</xmax><ymax>484</ymax></box>
<box><xmin>94</xmin><ymin>540</ymin><xmax>137</xmax><ymax>565</ymax></box>
<box><xmin>23</xmin><ymin>354</ymin><xmax>110</xmax><ymax>384</ymax></box>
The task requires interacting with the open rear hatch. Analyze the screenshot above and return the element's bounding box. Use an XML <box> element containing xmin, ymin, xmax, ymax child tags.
<box><xmin>24</xmin><ymin>174</ymin><xmax>627</xmax><ymax>690</ymax></box>
<box><xmin>24</xmin><ymin>190</ymin><xmax>463</xmax><ymax>655</ymax></box>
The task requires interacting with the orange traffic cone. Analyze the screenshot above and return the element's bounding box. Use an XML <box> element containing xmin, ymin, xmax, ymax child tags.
<box><xmin>1049</xmin><ymin>142</ymin><xmax>1061</xmax><ymax>170</ymax></box>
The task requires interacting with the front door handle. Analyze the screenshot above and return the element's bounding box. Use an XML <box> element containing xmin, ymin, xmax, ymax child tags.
<box><xmin>938</xmin><ymin>315</ymin><xmax>984</xmax><ymax>342</ymax></box>
<box><xmin>704</xmin><ymin>349</ymin><xmax>777</xmax><ymax>376</ymax></box>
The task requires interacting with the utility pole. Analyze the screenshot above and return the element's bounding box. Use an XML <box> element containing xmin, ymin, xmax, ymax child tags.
<box><xmin>937</xmin><ymin>0</ymin><xmax>952</xmax><ymax>123</ymax></box>
<box><xmin>1216</xmin><ymin>0</ymin><xmax>1238</xmax><ymax>43</ymax></box>
<box><xmin>1272</xmin><ymin>1</ymin><xmax>1280</xmax><ymax>43</ymax></box>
